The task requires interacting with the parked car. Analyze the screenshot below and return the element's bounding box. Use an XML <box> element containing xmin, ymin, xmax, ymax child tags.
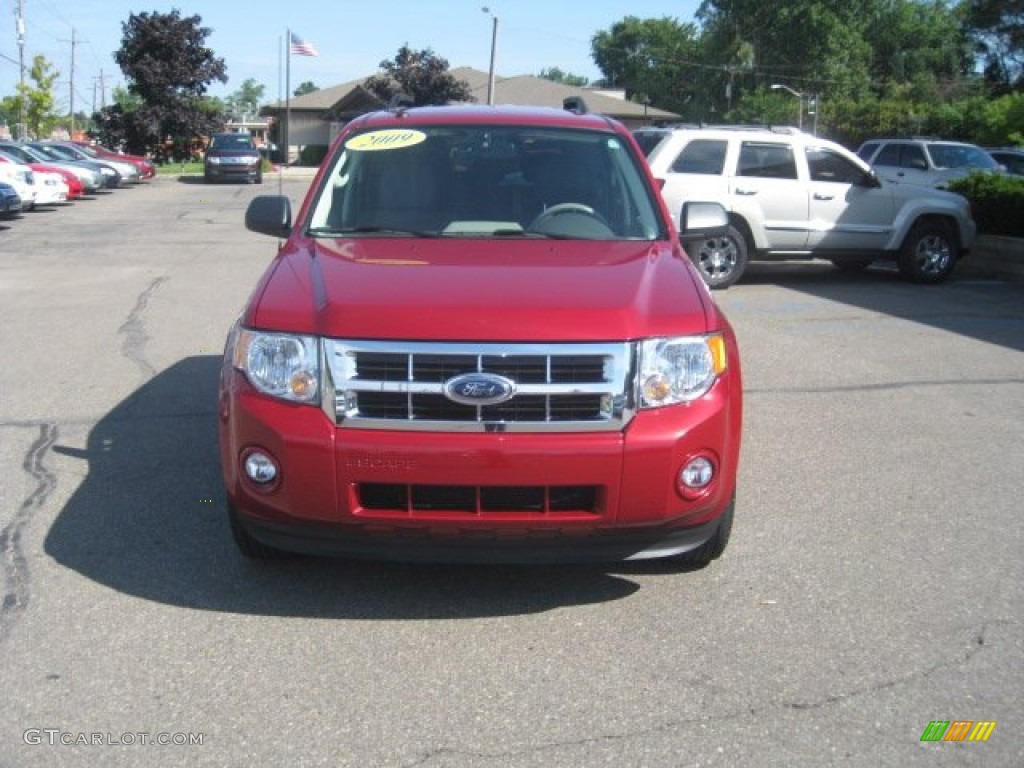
<box><xmin>43</xmin><ymin>141</ymin><xmax>142</xmax><ymax>184</ymax></box>
<box><xmin>220</xmin><ymin>102</ymin><xmax>742</xmax><ymax>567</ymax></box>
<box><xmin>204</xmin><ymin>132</ymin><xmax>262</xmax><ymax>184</ymax></box>
<box><xmin>0</xmin><ymin>154</ymin><xmax>36</xmax><ymax>210</ymax></box>
<box><xmin>856</xmin><ymin>137</ymin><xmax>1002</xmax><ymax>188</ymax></box>
<box><xmin>0</xmin><ymin>147</ymin><xmax>84</xmax><ymax>199</ymax></box>
<box><xmin>632</xmin><ymin>126</ymin><xmax>673</xmax><ymax>156</ymax></box>
<box><xmin>27</xmin><ymin>142</ymin><xmax>122</xmax><ymax>188</ymax></box>
<box><xmin>645</xmin><ymin>125</ymin><xmax>976</xmax><ymax>287</ymax></box>
<box><xmin>0</xmin><ymin>181</ymin><xmax>21</xmax><ymax>218</ymax></box>
<box><xmin>0</xmin><ymin>142</ymin><xmax>104</xmax><ymax>193</ymax></box>
<box><xmin>71</xmin><ymin>141</ymin><xmax>155</xmax><ymax>180</ymax></box>
<box><xmin>985</xmin><ymin>147</ymin><xmax>1024</xmax><ymax>176</ymax></box>
<box><xmin>0</xmin><ymin>151</ymin><xmax>69</xmax><ymax>205</ymax></box>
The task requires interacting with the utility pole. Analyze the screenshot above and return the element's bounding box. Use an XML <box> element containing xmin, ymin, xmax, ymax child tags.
<box><xmin>69</xmin><ymin>28</ymin><xmax>77</xmax><ymax>135</ymax></box>
<box><xmin>16</xmin><ymin>0</ymin><xmax>26</xmax><ymax>138</ymax></box>
<box><xmin>60</xmin><ymin>28</ymin><xmax>80</xmax><ymax>136</ymax></box>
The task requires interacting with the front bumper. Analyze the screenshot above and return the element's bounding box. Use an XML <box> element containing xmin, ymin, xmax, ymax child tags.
<box><xmin>205</xmin><ymin>162</ymin><xmax>260</xmax><ymax>182</ymax></box>
<box><xmin>219</xmin><ymin>358</ymin><xmax>742</xmax><ymax>562</ymax></box>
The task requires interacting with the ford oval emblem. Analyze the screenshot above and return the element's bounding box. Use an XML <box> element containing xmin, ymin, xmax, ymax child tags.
<box><xmin>444</xmin><ymin>373</ymin><xmax>516</xmax><ymax>406</ymax></box>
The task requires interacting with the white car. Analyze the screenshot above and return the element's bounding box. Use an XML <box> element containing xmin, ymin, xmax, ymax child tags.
<box><xmin>32</xmin><ymin>170</ymin><xmax>68</xmax><ymax>205</ymax></box>
<box><xmin>856</xmin><ymin>137</ymin><xmax>1003</xmax><ymax>188</ymax></box>
<box><xmin>646</xmin><ymin>126</ymin><xmax>977</xmax><ymax>287</ymax></box>
<box><xmin>0</xmin><ymin>155</ymin><xmax>36</xmax><ymax>209</ymax></box>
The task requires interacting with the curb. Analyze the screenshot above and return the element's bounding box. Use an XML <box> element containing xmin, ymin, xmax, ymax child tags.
<box><xmin>963</xmin><ymin>235</ymin><xmax>1024</xmax><ymax>284</ymax></box>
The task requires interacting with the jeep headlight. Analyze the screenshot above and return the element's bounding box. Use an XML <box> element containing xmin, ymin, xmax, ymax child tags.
<box><xmin>232</xmin><ymin>328</ymin><xmax>319</xmax><ymax>403</ymax></box>
<box><xmin>638</xmin><ymin>335</ymin><xmax>727</xmax><ymax>407</ymax></box>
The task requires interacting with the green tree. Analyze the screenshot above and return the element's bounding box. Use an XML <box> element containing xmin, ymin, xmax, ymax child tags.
<box><xmin>865</xmin><ymin>1</ymin><xmax>972</xmax><ymax>100</ymax></box>
<box><xmin>537</xmin><ymin>67</ymin><xmax>590</xmax><ymax>87</ymax></box>
<box><xmin>697</xmin><ymin>0</ymin><xmax>875</xmax><ymax>102</ymax></box>
<box><xmin>963</xmin><ymin>0</ymin><xmax>1024</xmax><ymax>93</ymax></box>
<box><xmin>0</xmin><ymin>55</ymin><xmax>60</xmax><ymax>138</ymax></box>
<box><xmin>363</xmin><ymin>45</ymin><xmax>473</xmax><ymax>105</ymax></box>
<box><xmin>591</xmin><ymin>16</ymin><xmax>702</xmax><ymax>116</ymax></box>
<box><xmin>293</xmin><ymin>81</ymin><xmax>319</xmax><ymax>97</ymax></box>
<box><xmin>226</xmin><ymin>78</ymin><xmax>265</xmax><ymax>120</ymax></box>
<box><xmin>94</xmin><ymin>10</ymin><xmax>227</xmax><ymax>157</ymax></box>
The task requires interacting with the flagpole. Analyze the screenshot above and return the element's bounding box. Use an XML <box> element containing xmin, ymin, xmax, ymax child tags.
<box><xmin>285</xmin><ymin>27</ymin><xmax>291</xmax><ymax>167</ymax></box>
<box><xmin>277</xmin><ymin>33</ymin><xmax>283</xmax><ymax>187</ymax></box>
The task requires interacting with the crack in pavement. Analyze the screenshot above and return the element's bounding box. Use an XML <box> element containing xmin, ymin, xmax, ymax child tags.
<box><xmin>397</xmin><ymin>619</ymin><xmax>1017</xmax><ymax>767</ymax></box>
<box><xmin>118</xmin><ymin>275</ymin><xmax>168</xmax><ymax>380</ymax></box>
<box><xmin>0</xmin><ymin>423</ymin><xmax>58</xmax><ymax>645</ymax></box>
<box><xmin>746</xmin><ymin>377</ymin><xmax>1024</xmax><ymax>395</ymax></box>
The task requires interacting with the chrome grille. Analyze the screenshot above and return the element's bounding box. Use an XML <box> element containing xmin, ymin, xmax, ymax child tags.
<box><xmin>325</xmin><ymin>340</ymin><xmax>635</xmax><ymax>432</ymax></box>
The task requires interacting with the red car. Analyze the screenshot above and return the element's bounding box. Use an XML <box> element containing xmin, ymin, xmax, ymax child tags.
<box><xmin>221</xmin><ymin>103</ymin><xmax>743</xmax><ymax>567</ymax></box>
<box><xmin>72</xmin><ymin>141</ymin><xmax>155</xmax><ymax>180</ymax></box>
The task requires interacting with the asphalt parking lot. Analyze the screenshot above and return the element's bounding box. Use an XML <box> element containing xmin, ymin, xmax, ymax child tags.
<box><xmin>1</xmin><ymin>176</ymin><xmax>1021</xmax><ymax>767</ymax></box>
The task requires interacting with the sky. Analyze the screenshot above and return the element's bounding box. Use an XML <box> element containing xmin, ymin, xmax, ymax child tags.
<box><xmin>1</xmin><ymin>0</ymin><xmax>702</xmax><ymax>114</ymax></box>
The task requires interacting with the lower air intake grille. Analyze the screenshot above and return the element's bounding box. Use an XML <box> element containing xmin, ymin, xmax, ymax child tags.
<box><xmin>359</xmin><ymin>484</ymin><xmax>599</xmax><ymax>515</ymax></box>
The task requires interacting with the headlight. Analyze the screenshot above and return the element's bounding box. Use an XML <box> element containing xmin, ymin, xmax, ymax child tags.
<box><xmin>208</xmin><ymin>156</ymin><xmax>222</xmax><ymax>164</ymax></box>
<box><xmin>638</xmin><ymin>335</ymin><xmax>727</xmax><ymax>407</ymax></box>
<box><xmin>232</xmin><ymin>328</ymin><xmax>319</xmax><ymax>403</ymax></box>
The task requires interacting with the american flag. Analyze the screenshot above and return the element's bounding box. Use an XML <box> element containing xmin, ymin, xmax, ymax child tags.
<box><xmin>290</xmin><ymin>33</ymin><xmax>318</xmax><ymax>57</ymax></box>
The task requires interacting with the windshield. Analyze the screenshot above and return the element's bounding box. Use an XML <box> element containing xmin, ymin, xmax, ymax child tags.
<box><xmin>211</xmin><ymin>134</ymin><xmax>255</xmax><ymax>150</ymax></box>
<box><xmin>926</xmin><ymin>143</ymin><xmax>1000</xmax><ymax>171</ymax></box>
<box><xmin>308</xmin><ymin>124</ymin><xmax>665</xmax><ymax>241</ymax></box>
<box><xmin>34</xmin><ymin>144</ymin><xmax>77</xmax><ymax>161</ymax></box>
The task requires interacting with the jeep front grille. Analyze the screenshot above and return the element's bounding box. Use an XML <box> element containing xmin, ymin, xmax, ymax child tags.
<box><xmin>324</xmin><ymin>340</ymin><xmax>635</xmax><ymax>432</ymax></box>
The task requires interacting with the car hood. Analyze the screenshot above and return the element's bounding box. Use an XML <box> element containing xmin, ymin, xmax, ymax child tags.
<box><xmin>247</xmin><ymin>237</ymin><xmax>713</xmax><ymax>341</ymax></box>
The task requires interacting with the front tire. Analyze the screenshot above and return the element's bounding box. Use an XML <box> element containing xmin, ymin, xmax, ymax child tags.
<box><xmin>898</xmin><ymin>220</ymin><xmax>957</xmax><ymax>284</ymax></box>
<box><xmin>673</xmin><ymin>497</ymin><xmax>734</xmax><ymax>569</ymax></box>
<box><xmin>228</xmin><ymin>503</ymin><xmax>290</xmax><ymax>560</ymax></box>
<box><xmin>691</xmin><ymin>225</ymin><xmax>749</xmax><ymax>289</ymax></box>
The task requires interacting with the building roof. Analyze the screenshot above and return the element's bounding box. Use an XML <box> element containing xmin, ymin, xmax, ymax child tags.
<box><xmin>266</xmin><ymin>66</ymin><xmax>678</xmax><ymax>123</ymax></box>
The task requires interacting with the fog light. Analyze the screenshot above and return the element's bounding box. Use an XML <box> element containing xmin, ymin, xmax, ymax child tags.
<box><xmin>680</xmin><ymin>456</ymin><xmax>714</xmax><ymax>490</ymax></box>
<box><xmin>244</xmin><ymin>452</ymin><xmax>278</xmax><ymax>484</ymax></box>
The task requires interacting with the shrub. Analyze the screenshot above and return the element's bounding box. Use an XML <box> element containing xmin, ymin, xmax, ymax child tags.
<box><xmin>298</xmin><ymin>144</ymin><xmax>328</xmax><ymax>167</ymax></box>
<box><xmin>945</xmin><ymin>172</ymin><xmax>1024</xmax><ymax>238</ymax></box>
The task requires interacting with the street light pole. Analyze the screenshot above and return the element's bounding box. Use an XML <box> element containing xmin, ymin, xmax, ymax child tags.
<box><xmin>770</xmin><ymin>83</ymin><xmax>803</xmax><ymax>130</ymax></box>
<box><xmin>482</xmin><ymin>7</ymin><xmax>498</xmax><ymax>105</ymax></box>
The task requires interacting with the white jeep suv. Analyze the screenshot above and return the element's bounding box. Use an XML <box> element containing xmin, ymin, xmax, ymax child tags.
<box><xmin>646</xmin><ymin>126</ymin><xmax>976</xmax><ymax>288</ymax></box>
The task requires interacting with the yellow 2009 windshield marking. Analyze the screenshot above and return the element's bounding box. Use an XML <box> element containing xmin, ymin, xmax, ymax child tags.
<box><xmin>346</xmin><ymin>130</ymin><xmax>427</xmax><ymax>151</ymax></box>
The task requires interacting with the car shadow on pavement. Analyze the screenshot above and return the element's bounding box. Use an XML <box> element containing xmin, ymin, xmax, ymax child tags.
<box><xmin>44</xmin><ymin>356</ymin><xmax>640</xmax><ymax>619</ymax></box>
<box><xmin>736</xmin><ymin>262</ymin><xmax>1024</xmax><ymax>354</ymax></box>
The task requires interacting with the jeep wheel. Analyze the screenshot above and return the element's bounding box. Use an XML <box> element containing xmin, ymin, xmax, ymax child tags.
<box><xmin>692</xmin><ymin>226</ymin><xmax>748</xmax><ymax>289</ymax></box>
<box><xmin>898</xmin><ymin>221</ymin><xmax>956</xmax><ymax>284</ymax></box>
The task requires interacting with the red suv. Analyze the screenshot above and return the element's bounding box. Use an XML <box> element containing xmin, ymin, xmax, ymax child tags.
<box><xmin>220</xmin><ymin>102</ymin><xmax>742</xmax><ymax>567</ymax></box>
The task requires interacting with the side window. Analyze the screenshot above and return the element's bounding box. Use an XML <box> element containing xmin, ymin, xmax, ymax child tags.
<box><xmin>902</xmin><ymin>145</ymin><xmax>928</xmax><ymax>170</ymax></box>
<box><xmin>806</xmin><ymin>148</ymin><xmax>867</xmax><ymax>184</ymax></box>
<box><xmin>669</xmin><ymin>139</ymin><xmax>728</xmax><ymax>175</ymax></box>
<box><xmin>737</xmin><ymin>142</ymin><xmax>797</xmax><ymax>179</ymax></box>
<box><xmin>874</xmin><ymin>143</ymin><xmax>902</xmax><ymax>166</ymax></box>
<box><xmin>857</xmin><ymin>143</ymin><xmax>878</xmax><ymax>161</ymax></box>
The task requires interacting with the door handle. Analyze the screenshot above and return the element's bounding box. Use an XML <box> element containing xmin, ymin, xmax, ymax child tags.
<box><xmin>813</xmin><ymin>193</ymin><xmax>834</xmax><ymax>200</ymax></box>
<box><xmin>734</xmin><ymin>189</ymin><xmax>757</xmax><ymax>196</ymax></box>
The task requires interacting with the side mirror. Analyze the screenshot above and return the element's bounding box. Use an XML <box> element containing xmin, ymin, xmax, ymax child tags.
<box><xmin>859</xmin><ymin>169</ymin><xmax>882</xmax><ymax>188</ymax></box>
<box><xmin>245</xmin><ymin>195</ymin><xmax>292</xmax><ymax>238</ymax></box>
<box><xmin>677</xmin><ymin>201</ymin><xmax>729</xmax><ymax>242</ymax></box>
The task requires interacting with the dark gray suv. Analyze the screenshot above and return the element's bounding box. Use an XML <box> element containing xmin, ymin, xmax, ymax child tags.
<box><xmin>204</xmin><ymin>132</ymin><xmax>263</xmax><ymax>184</ymax></box>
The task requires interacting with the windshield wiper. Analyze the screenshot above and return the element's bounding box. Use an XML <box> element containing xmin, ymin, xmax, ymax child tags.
<box><xmin>307</xmin><ymin>225</ymin><xmax>439</xmax><ymax>238</ymax></box>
